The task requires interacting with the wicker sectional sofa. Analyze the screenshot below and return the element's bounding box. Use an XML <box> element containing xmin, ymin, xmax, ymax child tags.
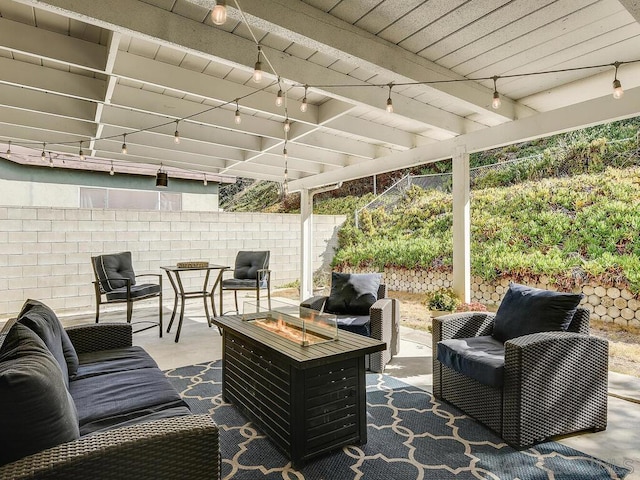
<box><xmin>0</xmin><ymin>300</ymin><xmax>219</xmax><ymax>480</ymax></box>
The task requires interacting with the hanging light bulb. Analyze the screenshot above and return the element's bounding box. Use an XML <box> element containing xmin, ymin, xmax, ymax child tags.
<box><xmin>79</xmin><ymin>141</ymin><xmax>85</xmax><ymax>161</ymax></box>
<box><xmin>386</xmin><ymin>83</ymin><xmax>393</xmax><ymax>113</ymax></box>
<box><xmin>234</xmin><ymin>100</ymin><xmax>241</xmax><ymax>125</ymax></box>
<box><xmin>41</xmin><ymin>143</ymin><xmax>46</xmax><ymax>162</ymax></box>
<box><xmin>121</xmin><ymin>133</ymin><xmax>128</xmax><ymax>154</ymax></box>
<box><xmin>211</xmin><ymin>0</ymin><xmax>227</xmax><ymax>25</ymax></box>
<box><xmin>203</xmin><ymin>174</ymin><xmax>208</xmax><ymax>186</ymax></box>
<box><xmin>276</xmin><ymin>87</ymin><xmax>284</xmax><ymax>107</ymax></box>
<box><xmin>300</xmin><ymin>85</ymin><xmax>308</xmax><ymax>113</ymax></box>
<box><xmin>283</xmin><ymin>118</ymin><xmax>291</xmax><ymax>133</ymax></box>
<box><xmin>174</xmin><ymin>120</ymin><xmax>181</xmax><ymax>144</ymax></box>
<box><xmin>110</xmin><ymin>161</ymin><xmax>115</xmax><ymax>176</ymax></box>
<box><xmin>612</xmin><ymin>62</ymin><xmax>624</xmax><ymax>99</ymax></box>
<box><xmin>491</xmin><ymin>76</ymin><xmax>501</xmax><ymax>109</ymax></box>
<box><xmin>253</xmin><ymin>46</ymin><xmax>263</xmax><ymax>83</ymax></box>
<box><xmin>5</xmin><ymin>140</ymin><xmax>11</xmax><ymax>159</ymax></box>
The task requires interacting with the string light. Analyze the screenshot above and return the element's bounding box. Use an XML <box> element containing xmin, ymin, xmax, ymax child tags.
<box><xmin>121</xmin><ymin>133</ymin><xmax>128</xmax><ymax>154</ymax></box>
<box><xmin>110</xmin><ymin>161</ymin><xmax>115</xmax><ymax>175</ymax></box>
<box><xmin>253</xmin><ymin>45</ymin><xmax>263</xmax><ymax>83</ymax></box>
<box><xmin>174</xmin><ymin>120</ymin><xmax>180</xmax><ymax>144</ymax></box>
<box><xmin>211</xmin><ymin>0</ymin><xmax>227</xmax><ymax>25</ymax></box>
<box><xmin>41</xmin><ymin>143</ymin><xmax>46</xmax><ymax>162</ymax></box>
<box><xmin>203</xmin><ymin>173</ymin><xmax>208</xmax><ymax>186</ymax></box>
<box><xmin>5</xmin><ymin>140</ymin><xmax>11</xmax><ymax>159</ymax></box>
<box><xmin>276</xmin><ymin>85</ymin><xmax>284</xmax><ymax>107</ymax></box>
<box><xmin>491</xmin><ymin>76</ymin><xmax>501</xmax><ymax>109</ymax></box>
<box><xmin>79</xmin><ymin>141</ymin><xmax>85</xmax><ymax>161</ymax></box>
<box><xmin>300</xmin><ymin>85</ymin><xmax>308</xmax><ymax>112</ymax></box>
<box><xmin>386</xmin><ymin>83</ymin><xmax>393</xmax><ymax>113</ymax></box>
<box><xmin>612</xmin><ymin>62</ymin><xmax>624</xmax><ymax>99</ymax></box>
<box><xmin>234</xmin><ymin>99</ymin><xmax>241</xmax><ymax>124</ymax></box>
<box><xmin>284</xmin><ymin>117</ymin><xmax>291</xmax><ymax>133</ymax></box>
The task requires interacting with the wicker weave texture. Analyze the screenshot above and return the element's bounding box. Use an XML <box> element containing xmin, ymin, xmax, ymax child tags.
<box><xmin>0</xmin><ymin>415</ymin><xmax>219</xmax><ymax>480</ymax></box>
<box><xmin>65</xmin><ymin>323</ymin><xmax>133</xmax><ymax>354</ymax></box>
<box><xmin>432</xmin><ymin>308</ymin><xmax>608</xmax><ymax>448</ymax></box>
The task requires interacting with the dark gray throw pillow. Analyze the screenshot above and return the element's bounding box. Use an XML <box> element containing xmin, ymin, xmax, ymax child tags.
<box><xmin>18</xmin><ymin>299</ymin><xmax>79</xmax><ymax>383</ymax></box>
<box><xmin>0</xmin><ymin>324</ymin><xmax>80</xmax><ymax>466</ymax></box>
<box><xmin>492</xmin><ymin>282</ymin><xmax>583</xmax><ymax>343</ymax></box>
<box><xmin>325</xmin><ymin>272</ymin><xmax>382</xmax><ymax>316</ymax></box>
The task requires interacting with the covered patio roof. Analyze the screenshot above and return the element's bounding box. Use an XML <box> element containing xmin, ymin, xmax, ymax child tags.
<box><xmin>1</xmin><ymin>0</ymin><xmax>639</xmax><ymax>297</ymax></box>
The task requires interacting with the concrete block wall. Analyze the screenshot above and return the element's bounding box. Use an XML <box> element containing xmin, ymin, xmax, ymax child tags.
<box><xmin>380</xmin><ymin>267</ymin><xmax>640</xmax><ymax>327</ymax></box>
<box><xmin>0</xmin><ymin>206</ymin><xmax>345</xmax><ymax>318</ymax></box>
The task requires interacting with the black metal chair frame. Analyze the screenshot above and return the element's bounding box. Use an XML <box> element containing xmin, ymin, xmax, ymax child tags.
<box><xmin>92</xmin><ymin>260</ymin><xmax>163</xmax><ymax>337</ymax></box>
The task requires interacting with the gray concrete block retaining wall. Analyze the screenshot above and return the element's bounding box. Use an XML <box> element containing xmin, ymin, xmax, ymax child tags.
<box><xmin>380</xmin><ymin>267</ymin><xmax>640</xmax><ymax>327</ymax></box>
<box><xmin>0</xmin><ymin>206</ymin><xmax>346</xmax><ymax>318</ymax></box>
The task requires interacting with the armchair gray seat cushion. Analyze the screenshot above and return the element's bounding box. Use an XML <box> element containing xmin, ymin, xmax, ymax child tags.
<box><xmin>437</xmin><ymin>335</ymin><xmax>505</xmax><ymax>388</ymax></box>
<box><xmin>433</xmin><ymin>284</ymin><xmax>608</xmax><ymax>448</ymax></box>
<box><xmin>106</xmin><ymin>283</ymin><xmax>162</xmax><ymax>301</ymax></box>
<box><xmin>221</xmin><ymin>250</ymin><xmax>271</xmax><ymax>314</ymax></box>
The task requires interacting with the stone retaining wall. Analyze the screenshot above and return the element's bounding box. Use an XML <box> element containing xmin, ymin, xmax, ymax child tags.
<box><xmin>380</xmin><ymin>267</ymin><xmax>640</xmax><ymax>327</ymax></box>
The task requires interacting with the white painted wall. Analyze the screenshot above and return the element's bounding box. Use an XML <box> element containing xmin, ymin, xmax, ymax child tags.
<box><xmin>0</xmin><ymin>206</ymin><xmax>345</xmax><ymax>318</ymax></box>
<box><xmin>0</xmin><ymin>179</ymin><xmax>78</xmax><ymax>207</ymax></box>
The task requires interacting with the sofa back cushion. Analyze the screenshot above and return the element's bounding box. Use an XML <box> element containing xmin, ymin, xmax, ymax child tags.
<box><xmin>325</xmin><ymin>272</ymin><xmax>382</xmax><ymax>316</ymax></box>
<box><xmin>492</xmin><ymin>282</ymin><xmax>583</xmax><ymax>343</ymax></box>
<box><xmin>17</xmin><ymin>299</ymin><xmax>79</xmax><ymax>385</ymax></box>
<box><xmin>92</xmin><ymin>251</ymin><xmax>136</xmax><ymax>292</ymax></box>
<box><xmin>0</xmin><ymin>323</ymin><xmax>80</xmax><ymax>466</ymax></box>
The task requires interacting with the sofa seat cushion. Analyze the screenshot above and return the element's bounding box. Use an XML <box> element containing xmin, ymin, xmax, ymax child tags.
<box><xmin>105</xmin><ymin>283</ymin><xmax>161</xmax><ymax>301</ymax></box>
<box><xmin>437</xmin><ymin>335</ymin><xmax>505</xmax><ymax>388</ymax></box>
<box><xmin>17</xmin><ymin>299</ymin><xmax>79</xmax><ymax>384</ymax></box>
<box><xmin>0</xmin><ymin>323</ymin><xmax>80</xmax><ymax>466</ymax></box>
<box><xmin>75</xmin><ymin>346</ymin><xmax>159</xmax><ymax>380</ymax></box>
<box><xmin>70</xmin><ymin>367</ymin><xmax>188</xmax><ymax>435</ymax></box>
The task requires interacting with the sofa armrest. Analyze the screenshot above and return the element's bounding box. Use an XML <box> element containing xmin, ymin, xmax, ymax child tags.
<box><xmin>300</xmin><ymin>295</ymin><xmax>327</xmax><ymax>312</ymax></box>
<box><xmin>65</xmin><ymin>323</ymin><xmax>133</xmax><ymax>354</ymax></box>
<box><xmin>0</xmin><ymin>414</ymin><xmax>219</xmax><ymax>480</ymax></box>
<box><xmin>369</xmin><ymin>298</ymin><xmax>396</xmax><ymax>373</ymax></box>
<box><xmin>502</xmin><ymin>332</ymin><xmax>609</xmax><ymax>446</ymax></box>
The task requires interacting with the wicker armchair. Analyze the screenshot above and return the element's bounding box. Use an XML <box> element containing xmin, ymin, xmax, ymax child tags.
<box><xmin>301</xmin><ymin>283</ymin><xmax>400</xmax><ymax>373</ymax></box>
<box><xmin>432</xmin><ymin>307</ymin><xmax>608</xmax><ymax>448</ymax></box>
<box><xmin>0</xmin><ymin>322</ymin><xmax>220</xmax><ymax>480</ymax></box>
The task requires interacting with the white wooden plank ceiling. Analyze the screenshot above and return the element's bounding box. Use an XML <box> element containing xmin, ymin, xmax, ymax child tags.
<box><xmin>0</xmin><ymin>0</ymin><xmax>639</xmax><ymax>189</ymax></box>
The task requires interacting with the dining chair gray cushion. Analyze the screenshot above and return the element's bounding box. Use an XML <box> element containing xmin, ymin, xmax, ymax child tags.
<box><xmin>92</xmin><ymin>251</ymin><xmax>136</xmax><ymax>291</ymax></box>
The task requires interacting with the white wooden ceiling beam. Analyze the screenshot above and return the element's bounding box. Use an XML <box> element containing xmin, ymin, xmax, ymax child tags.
<box><xmin>290</xmin><ymin>86</ymin><xmax>640</xmax><ymax>191</ymax></box>
<box><xmin>220</xmin><ymin>0</ymin><xmax>529</xmax><ymax>121</ymax></box>
<box><xmin>323</xmin><ymin>116</ymin><xmax>415</xmax><ymax>150</ymax></box>
<box><xmin>0</xmin><ymin>83</ymin><xmax>95</xmax><ymax>121</ymax></box>
<box><xmin>17</xmin><ymin>0</ymin><xmax>473</xmax><ymax>137</ymax></box>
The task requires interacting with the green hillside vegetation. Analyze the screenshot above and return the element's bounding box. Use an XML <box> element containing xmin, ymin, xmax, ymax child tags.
<box><xmin>334</xmin><ymin>167</ymin><xmax>640</xmax><ymax>292</ymax></box>
<box><xmin>221</xmin><ymin>117</ymin><xmax>640</xmax><ymax>293</ymax></box>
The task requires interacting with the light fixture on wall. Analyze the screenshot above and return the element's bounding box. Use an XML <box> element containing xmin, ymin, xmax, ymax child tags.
<box><xmin>612</xmin><ymin>61</ymin><xmax>624</xmax><ymax>99</ymax></box>
<box><xmin>156</xmin><ymin>164</ymin><xmax>168</xmax><ymax>188</ymax></box>
<box><xmin>211</xmin><ymin>0</ymin><xmax>227</xmax><ymax>25</ymax></box>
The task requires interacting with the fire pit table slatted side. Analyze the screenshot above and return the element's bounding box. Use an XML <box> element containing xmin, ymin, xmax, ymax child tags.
<box><xmin>213</xmin><ymin>314</ymin><xmax>386</xmax><ymax>468</ymax></box>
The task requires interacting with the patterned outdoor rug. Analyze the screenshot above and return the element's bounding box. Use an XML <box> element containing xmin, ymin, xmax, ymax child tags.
<box><xmin>165</xmin><ymin>361</ymin><xmax>629</xmax><ymax>480</ymax></box>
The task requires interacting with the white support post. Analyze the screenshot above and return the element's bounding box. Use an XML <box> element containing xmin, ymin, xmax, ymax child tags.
<box><xmin>452</xmin><ymin>145</ymin><xmax>471</xmax><ymax>303</ymax></box>
<box><xmin>300</xmin><ymin>188</ymin><xmax>314</xmax><ymax>301</ymax></box>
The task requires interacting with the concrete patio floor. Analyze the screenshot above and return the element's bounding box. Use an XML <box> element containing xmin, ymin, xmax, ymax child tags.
<box><xmin>58</xmin><ymin>294</ymin><xmax>640</xmax><ymax>479</ymax></box>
